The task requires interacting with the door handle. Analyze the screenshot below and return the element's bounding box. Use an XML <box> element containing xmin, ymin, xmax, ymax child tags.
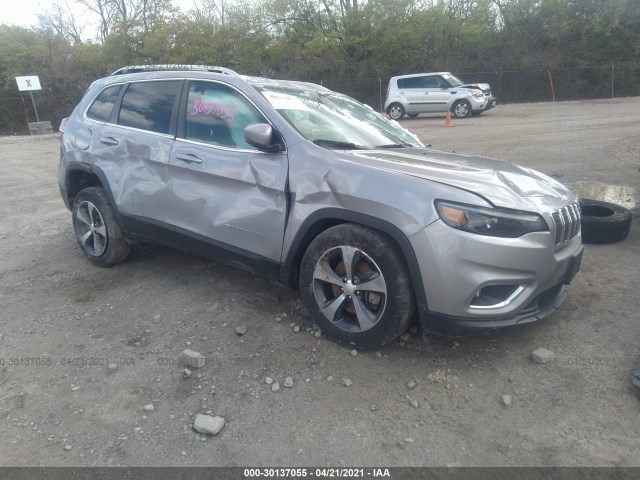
<box><xmin>176</xmin><ymin>153</ymin><xmax>203</xmax><ymax>164</ymax></box>
<box><xmin>99</xmin><ymin>136</ymin><xmax>119</xmax><ymax>146</ymax></box>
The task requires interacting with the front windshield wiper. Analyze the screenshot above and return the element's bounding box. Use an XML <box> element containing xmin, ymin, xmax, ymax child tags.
<box><xmin>313</xmin><ymin>139</ymin><xmax>365</xmax><ymax>150</ymax></box>
<box><xmin>375</xmin><ymin>143</ymin><xmax>413</xmax><ymax>149</ymax></box>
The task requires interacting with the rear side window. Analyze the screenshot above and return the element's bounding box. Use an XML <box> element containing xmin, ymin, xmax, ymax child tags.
<box><xmin>118</xmin><ymin>81</ymin><xmax>180</xmax><ymax>135</ymax></box>
<box><xmin>86</xmin><ymin>85</ymin><xmax>121</xmax><ymax>122</ymax></box>
<box><xmin>397</xmin><ymin>77</ymin><xmax>424</xmax><ymax>89</ymax></box>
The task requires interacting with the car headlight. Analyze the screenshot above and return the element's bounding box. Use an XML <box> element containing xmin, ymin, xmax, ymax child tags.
<box><xmin>434</xmin><ymin>200</ymin><xmax>548</xmax><ymax>238</ymax></box>
<box><xmin>468</xmin><ymin>88</ymin><xmax>484</xmax><ymax>98</ymax></box>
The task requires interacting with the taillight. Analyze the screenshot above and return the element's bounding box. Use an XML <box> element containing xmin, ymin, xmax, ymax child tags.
<box><xmin>59</xmin><ymin>118</ymin><xmax>68</xmax><ymax>133</ymax></box>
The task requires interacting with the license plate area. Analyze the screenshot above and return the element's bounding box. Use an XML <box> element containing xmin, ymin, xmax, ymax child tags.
<box><xmin>563</xmin><ymin>249</ymin><xmax>583</xmax><ymax>285</ymax></box>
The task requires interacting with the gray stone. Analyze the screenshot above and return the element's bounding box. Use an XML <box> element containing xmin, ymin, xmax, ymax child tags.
<box><xmin>28</xmin><ymin>121</ymin><xmax>53</xmax><ymax>136</ymax></box>
<box><xmin>107</xmin><ymin>363</ymin><xmax>118</xmax><ymax>372</ymax></box>
<box><xmin>350</xmin><ymin>349</ymin><xmax>358</xmax><ymax>357</ymax></box>
<box><xmin>410</xmin><ymin>399</ymin><xmax>419</xmax><ymax>408</ymax></box>
<box><xmin>293</xmin><ymin>325</ymin><xmax>301</xmax><ymax>333</ymax></box>
<box><xmin>531</xmin><ymin>348</ymin><xmax>555</xmax><ymax>364</ymax></box>
<box><xmin>342</xmin><ymin>378</ymin><xmax>352</xmax><ymax>387</ymax></box>
<box><xmin>400</xmin><ymin>333</ymin><xmax>410</xmax><ymax>342</ymax></box>
<box><xmin>284</xmin><ymin>377</ymin><xmax>294</xmax><ymax>388</ymax></box>
<box><xmin>179</xmin><ymin>349</ymin><xmax>205</xmax><ymax>369</ymax></box>
<box><xmin>272</xmin><ymin>382</ymin><xmax>280</xmax><ymax>392</ymax></box>
<box><xmin>265</xmin><ymin>377</ymin><xmax>273</xmax><ymax>385</ymax></box>
<box><xmin>63</xmin><ymin>445</ymin><xmax>72</xmax><ymax>451</ymax></box>
<box><xmin>406</xmin><ymin>379</ymin><xmax>417</xmax><ymax>390</ymax></box>
<box><xmin>193</xmin><ymin>414</ymin><xmax>225</xmax><ymax>436</ymax></box>
<box><xmin>183</xmin><ymin>368</ymin><xmax>193</xmax><ymax>378</ymax></box>
<box><xmin>143</xmin><ymin>403</ymin><xmax>154</xmax><ymax>412</ymax></box>
<box><xmin>502</xmin><ymin>394</ymin><xmax>513</xmax><ymax>406</ymax></box>
<box><xmin>235</xmin><ymin>326</ymin><xmax>247</xmax><ymax>336</ymax></box>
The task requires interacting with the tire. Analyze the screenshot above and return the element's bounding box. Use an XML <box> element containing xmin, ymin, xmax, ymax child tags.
<box><xmin>407</xmin><ymin>113</ymin><xmax>419</xmax><ymax>118</ymax></box>
<box><xmin>579</xmin><ymin>198</ymin><xmax>632</xmax><ymax>244</ymax></box>
<box><xmin>299</xmin><ymin>224</ymin><xmax>415</xmax><ymax>348</ymax></box>
<box><xmin>387</xmin><ymin>103</ymin><xmax>405</xmax><ymax>120</ymax></box>
<box><xmin>72</xmin><ymin>187</ymin><xmax>133</xmax><ymax>267</ymax></box>
<box><xmin>452</xmin><ymin>100</ymin><xmax>472</xmax><ymax>118</ymax></box>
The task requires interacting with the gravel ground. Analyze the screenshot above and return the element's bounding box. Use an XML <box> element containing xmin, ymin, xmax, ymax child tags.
<box><xmin>0</xmin><ymin>98</ymin><xmax>639</xmax><ymax>467</ymax></box>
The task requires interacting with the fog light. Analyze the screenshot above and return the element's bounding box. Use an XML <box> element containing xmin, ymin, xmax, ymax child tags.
<box><xmin>470</xmin><ymin>284</ymin><xmax>525</xmax><ymax>309</ymax></box>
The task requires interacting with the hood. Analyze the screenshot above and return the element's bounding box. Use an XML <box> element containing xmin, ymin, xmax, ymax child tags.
<box><xmin>461</xmin><ymin>82</ymin><xmax>491</xmax><ymax>93</ymax></box>
<box><xmin>343</xmin><ymin>147</ymin><xmax>574</xmax><ymax>212</ymax></box>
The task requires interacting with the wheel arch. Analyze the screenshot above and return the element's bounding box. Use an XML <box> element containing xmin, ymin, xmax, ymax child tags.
<box><xmin>65</xmin><ymin>164</ymin><xmax>119</xmax><ymax>215</ymax></box>
<box><xmin>280</xmin><ymin>208</ymin><xmax>429</xmax><ymax>321</ymax></box>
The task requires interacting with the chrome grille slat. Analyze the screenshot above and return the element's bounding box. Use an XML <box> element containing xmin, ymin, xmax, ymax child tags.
<box><xmin>551</xmin><ymin>202</ymin><xmax>581</xmax><ymax>246</ymax></box>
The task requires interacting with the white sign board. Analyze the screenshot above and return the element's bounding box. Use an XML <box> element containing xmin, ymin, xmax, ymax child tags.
<box><xmin>16</xmin><ymin>76</ymin><xmax>42</xmax><ymax>91</ymax></box>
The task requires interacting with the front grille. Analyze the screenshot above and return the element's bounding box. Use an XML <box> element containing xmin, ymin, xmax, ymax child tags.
<box><xmin>551</xmin><ymin>202</ymin><xmax>581</xmax><ymax>244</ymax></box>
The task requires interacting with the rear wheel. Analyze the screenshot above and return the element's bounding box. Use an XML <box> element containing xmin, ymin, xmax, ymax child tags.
<box><xmin>387</xmin><ymin>103</ymin><xmax>405</xmax><ymax>120</ymax></box>
<box><xmin>72</xmin><ymin>187</ymin><xmax>132</xmax><ymax>267</ymax></box>
<box><xmin>299</xmin><ymin>224</ymin><xmax>415</xmax><ymax>348</ymax></box>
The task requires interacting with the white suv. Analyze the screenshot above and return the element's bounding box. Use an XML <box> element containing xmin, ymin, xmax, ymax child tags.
<box><xmin>384</xmin><ymin>72</ymin><xmax>496</xmax><ymax>120</ymax></box>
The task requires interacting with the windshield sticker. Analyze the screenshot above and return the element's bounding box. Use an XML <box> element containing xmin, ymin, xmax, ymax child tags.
<box><xmin>190</xmin><ymin>98</ymin><xmax>237</xmax><ymax>122</ymax></box>
<box><xmin>263</xmin><ymin>91</ymin><xmax>310</xmax><ymax>111</ymax></box>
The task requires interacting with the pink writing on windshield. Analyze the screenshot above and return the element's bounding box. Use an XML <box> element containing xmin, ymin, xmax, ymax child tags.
<box><xmin>190</xmin><ymin>98</ymin><xmax>237</xmax><ymax>122</ymax></box>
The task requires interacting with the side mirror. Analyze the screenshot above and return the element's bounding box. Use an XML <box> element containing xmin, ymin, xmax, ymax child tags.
<box><xmin>244</xmin><ymin>123</ymin><xmax>284</xmax><ymax>153</ymax></box>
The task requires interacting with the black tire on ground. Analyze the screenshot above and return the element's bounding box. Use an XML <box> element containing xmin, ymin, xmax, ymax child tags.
<box><xmin>451</xmin><ymin>100</ymin><xmax>472</xmax><ymax>118</ymax></box>
<box><xmin>299</xmin><ymin>224</ymin><xmax>415</xmax><ymax>348</ymax></box>
<box><xmin>72</xmin><ymin>187</ymin><xmax>133</xmax><ymax>267</ymax></box>
<box><xmin>579</xmin><ymin>198</ymin><xmax>632</xmax><ymax>244</ymax></box>
<box><xmin>387</xmin><ymin>103</ymin><xmax>405</xmax><ymax>120</ymax></box>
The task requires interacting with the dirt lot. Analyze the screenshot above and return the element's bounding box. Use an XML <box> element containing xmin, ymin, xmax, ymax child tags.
<box><xmin>0</xmin><ymin>98</ymin><xmax>639</xmax><ymax>467</ymax></box>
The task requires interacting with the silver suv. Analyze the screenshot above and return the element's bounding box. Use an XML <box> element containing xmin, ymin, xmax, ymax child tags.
<box><xmin>59</xmin><ymin>65</ymin><xmax>582</xmax><ymax>348</ymax></box>
<box><xmin>385</xmin><ymin>72</ymin><xmax>496</xmax><ymax>120</ymax></box>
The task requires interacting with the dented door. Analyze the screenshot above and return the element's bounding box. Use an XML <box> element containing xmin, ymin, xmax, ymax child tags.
<box><xmin>166</xmin><ymin>80</ymin><xmax>288</xmax><ymax>262</ymax></box>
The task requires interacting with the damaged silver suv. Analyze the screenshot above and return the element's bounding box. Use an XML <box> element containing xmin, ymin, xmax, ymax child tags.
<box><xmin>59</xmin><ymin>65</ymin><xmax>583</xmax><ymax>348</ymax></box>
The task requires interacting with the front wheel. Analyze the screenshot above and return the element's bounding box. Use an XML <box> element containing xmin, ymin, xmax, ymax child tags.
<box><xmin>452</xmin><ymin>100</ymin><xmax>472</xmax><ymax>118</ymax></box>
<box><xmin>72</xmin><ymin>187</ymin><xmax>132</xmax><ymax>267</ymax></box>
<box><xmin>299</xmin><ymin>224</ymin><xmax>415</xmax><ymax>348</ymax></box>
<box><xmin>387</xmin><ymin>103</ymin><xmax>405</xmax><ymax>120</ymax></box>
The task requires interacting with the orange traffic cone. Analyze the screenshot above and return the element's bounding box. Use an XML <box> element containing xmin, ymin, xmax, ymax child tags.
<box><xmin>445</xmin><ymin>111</ymin><xmax>452</xmax><ymax>127</ymax></box>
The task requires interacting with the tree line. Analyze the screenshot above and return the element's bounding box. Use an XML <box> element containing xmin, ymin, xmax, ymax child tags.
<box><xmin>1</xmin><ymin>0</ymin><xmax>638</xmax><ymax>133</ymax></box>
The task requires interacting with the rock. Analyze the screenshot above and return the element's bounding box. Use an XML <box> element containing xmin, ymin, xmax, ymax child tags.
<box><xmin>404</xmin><ymin>438</ymin><xmax>415</xmax><ymax>443</ymax></box>
<box><xmin>400</xmin><ymin>333</ymin><xmax>410</xmax><ymax>342</ymax></box>
<box><xmin>342</xmin><ymin>378</ymin><xmax>352</xmax><ymax>387</ymax></box>
<box><xmin>272</xmin><ymin>382</ymin><xmax>280</xmax><ymax>392</ymax></box>
<box><xmin>179</xmin><ymin>349</ymin><xmax>205</xmax><ymax>369</ymax></box>
<box><xmin>314</xmin><ymin>331</ymin><xmax>322</xmax><ymax>338</ymax></box>
<box><xmin>143</xmin><ymin>403</ymin><xmax>154</xmax><ymax>412</ymax></box>
<box><xmin>406</xmin><ymin>379</ymin><xmax>417</xmax><ymax>390</ymax></box>
<box><xmin>71</xmin><ymin>386</ymin><xmax>80</xmax><ymax>391</ymax></box>
<box><xmin>370</xmin><ymin>405</ymin><xmax>377</xmax><ymax>411</ymax></box>
<box><xmin>284</xmin><ymin>377</ymin><xmax>294</xmax><ymax>388</ymax></box>
<box><xmin>181</xmin><ymin>451</ymin><xmax>187</xmax><ymax>456</ymax></box>
<box><xmin>289</xmin><ymin>322</ymin><xmax>295</xmax><ymax>328</ymax></box>
<box><xmin>326</xmin><ymin>376</ymin><xmax>334</xmax><ymax>382</ymax></box>
<box><xmin>410</xmin><ymin>399</ymin><xmax>419</xmax><ymax>408</ymax></box>
<box><xmin>235</xmin><ymin>326</ymin><xmax>247</xmax><ymax>336</ymax></box>
<box><xmin>64</xmin><ymin>445</ymin><xmax>72</xmax><ymax>451</ymax></box>
<box><xmin>350</xmin><ymin>349</ymin><xmax>358</xmax><ymax>357</ymax></box>
<box><xmin>502</xmin><ymin>394</ymin><xmax>513</xmax><ymax>406</ymax></box>
<box><xmin>265</xmin><ymin>377</ymin><xmax>273</xmax><ymax>385</ymax></box>
<box><xmin>107</xmin><ymin>363</ymin><xmax>118</xmax><ymax>372</ymax></box>
<box><xmin>453</xmin><ymin>341</ymin><xmax>460</xmax><ymax>347</ymax></box>
<box><xmin>293</xmin><ymin>325</ymin><xmax>301</xmax><ymax>333</ymax></box>
<box><xmin>193</xmin><ymin>414</ymin><xmax>225</xmax><ymax>436</ymax></box>
<box><xmin>183</xmin><ymin>368</ymin><xmax>193</xmax><ymax>378</ymax></box>
<box><xmin>531</xmin><ymin>347</ymin><xmax>555</xmax><ymax>364</ymax></box>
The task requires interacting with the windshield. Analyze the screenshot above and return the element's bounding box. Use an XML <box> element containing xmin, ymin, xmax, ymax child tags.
<box><xmin>257</xmin><ymin>86</ymin><xmax>423</xmax><ymax>149</ymax></box>
<box><xmin>442</xmin><ymin>73</ymin><xmax>465</xmax><ymax>87</ymax></box>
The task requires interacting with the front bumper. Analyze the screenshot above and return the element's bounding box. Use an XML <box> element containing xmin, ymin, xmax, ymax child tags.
<box><xmin>483</xmin><ymin>96</ymin><xmax>497</xmax><ymax>110</ymax></box>
<box><xmin>409</xmin><ymin>219</ymin><xmax>583</xmax><ymax>335</ymax></box>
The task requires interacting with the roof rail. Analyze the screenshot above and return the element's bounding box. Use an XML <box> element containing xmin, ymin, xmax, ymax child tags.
<box><xmin>110</xmin><ymin>64</ymin><xmax>239</xmax><ymax>76</ymax></box>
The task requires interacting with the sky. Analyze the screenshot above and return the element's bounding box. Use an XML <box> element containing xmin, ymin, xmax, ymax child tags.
<box><xmin>1</xmin><ymin>0</ymin><xmax>197</xmax><ymax>29</ymax></box>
